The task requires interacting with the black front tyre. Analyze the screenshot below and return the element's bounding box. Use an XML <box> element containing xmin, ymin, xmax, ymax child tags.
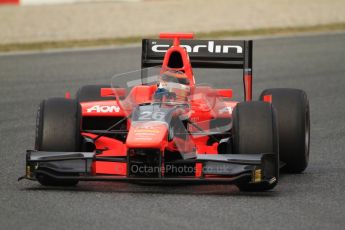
<box><xmin>232</xmin><ymin>101</ymin><xmax>279</xmax><ymax>191</ymax></box>
<box><xmin>260</xmin><ymin>88</ymin><xmax>310</xmax><ymax>173</ymax></box>
<box><xmin>35</xmin><ymin>98</ymin><xmax>81</xmax><ymax>186</ymax></box>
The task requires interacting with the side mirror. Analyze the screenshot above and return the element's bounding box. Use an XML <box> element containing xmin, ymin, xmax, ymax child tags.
<box><xmin>101</xmin><ymin>88</ymin><xmax>127</xmax><ymax>98</ymax></box>
<box><xmin>216</xmin><ymin>89</ymin><xmax>232</xmax><ymax>98</ymax></box>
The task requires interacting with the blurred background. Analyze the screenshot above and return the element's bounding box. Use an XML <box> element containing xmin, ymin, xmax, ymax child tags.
<box><xmin>0</xmin><ymin>0</ymin><xmax>344</xmax><ymax>51</ymax></box>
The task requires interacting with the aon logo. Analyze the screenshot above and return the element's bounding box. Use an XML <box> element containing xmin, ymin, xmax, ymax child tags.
<box><xmin>87</xmin><ymin>105</ymin><xmax>120</xmax><ymax>113</ymax></box>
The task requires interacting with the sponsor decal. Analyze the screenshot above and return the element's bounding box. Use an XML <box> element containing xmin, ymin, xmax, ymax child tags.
<box><xmin>86</xmin><ymin>105</ymin><xmax>120</xmax><ymax>113</ymax></box>
<box><xmin>134</xmin><ymin>129</ymin><xmax>160</xmax><ymax>134</ymax></box>
<box><xmin>151</xmin><ymin>41</ymin><xmax>243</xmax><ymax>54</ymax></box>
<box><xmin>133</xmin><ymin>137</ymin><xmax>152</xmax><ymax>141</ymax></box>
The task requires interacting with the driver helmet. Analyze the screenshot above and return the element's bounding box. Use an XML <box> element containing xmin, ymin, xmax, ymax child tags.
<box><xmin>155</xmin><ymin>70</ymin><xmax>190</xmax><ymax>102</ymax></box>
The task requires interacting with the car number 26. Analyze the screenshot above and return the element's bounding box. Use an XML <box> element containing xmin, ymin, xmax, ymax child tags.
<box><xmin>138</xmin><ymin>111</ymin><xmax>166</xmax><ymax>121</ymax></box>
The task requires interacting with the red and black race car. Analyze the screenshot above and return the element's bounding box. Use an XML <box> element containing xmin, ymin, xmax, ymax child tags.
<box><xmin>19</xmin><ymin>33</ymin><xmax>310</xmax><ymax>191</ymax></box>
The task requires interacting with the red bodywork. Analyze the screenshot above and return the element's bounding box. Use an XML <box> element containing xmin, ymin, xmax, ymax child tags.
<box><xmin>80</xmin><ymin>33</ymin><xmax>249</xmax><ymax>177</ymax></box>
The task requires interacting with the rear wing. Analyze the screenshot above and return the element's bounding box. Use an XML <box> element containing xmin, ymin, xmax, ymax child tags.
<box><xmin>141</xmin><ymin>39</ymin><xmax>252</xmax><ymax>70</ymax></box>
<box><xmin>141</xmin><ymin>38</ymin><xmax>253</xmax><ymax>101</ymax></box>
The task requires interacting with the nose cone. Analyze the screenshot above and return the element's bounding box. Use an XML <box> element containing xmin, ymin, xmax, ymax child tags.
<box><xmin>126</xmin><ymin>122</ymin><xmax>168</xmax><ymax>149</ymax></box>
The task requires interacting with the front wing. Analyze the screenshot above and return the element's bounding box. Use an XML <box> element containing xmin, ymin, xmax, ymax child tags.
<box><xmin>19</xmin><ymin>150</ymin><xmax>277</xmax><ymax>185</ymax></box>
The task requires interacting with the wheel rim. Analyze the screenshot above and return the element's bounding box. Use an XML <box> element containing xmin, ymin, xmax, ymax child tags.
<box><xmin>305</xmin><ymin>106</ymin><xmax>310</xmax><ymax>162</ymax></box>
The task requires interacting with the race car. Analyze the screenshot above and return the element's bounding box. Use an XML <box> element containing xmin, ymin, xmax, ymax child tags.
<box><xmin>19</xmin><ymin>33</ymin><xmax>310</xmax><ymax>191</ymax></box>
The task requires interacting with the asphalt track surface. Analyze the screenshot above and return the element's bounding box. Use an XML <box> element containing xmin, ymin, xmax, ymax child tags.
<box><xmin>1</xmin><ymin>33</ymin><xmax>345</xmax><ymax>230</ymax></box>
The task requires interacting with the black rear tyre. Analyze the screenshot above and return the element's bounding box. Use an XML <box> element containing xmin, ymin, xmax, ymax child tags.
<box><xmin>35</xmin><ymin>98</ymin><xmax>81</xmax><ymax>186</ymax></box>
<box><xmin>233</xmin><ymin>101</ymin><xmax>279</xmax><ymax>191</ymax></box>
<box><xmin>260</xmin><ymin>88</ymin><xmax>310</xmax><ymax>173</ymax></box>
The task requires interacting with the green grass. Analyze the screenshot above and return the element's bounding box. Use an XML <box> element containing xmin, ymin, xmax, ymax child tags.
<box><xmin>1</xmin><ymin>22</ymin><xmax>344</xmax><ymax>52</ymax></box>
<box><xmin>197</xmin><ymin>22</ymin><xmax>345</xmax><ymax>38</ymax></box>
